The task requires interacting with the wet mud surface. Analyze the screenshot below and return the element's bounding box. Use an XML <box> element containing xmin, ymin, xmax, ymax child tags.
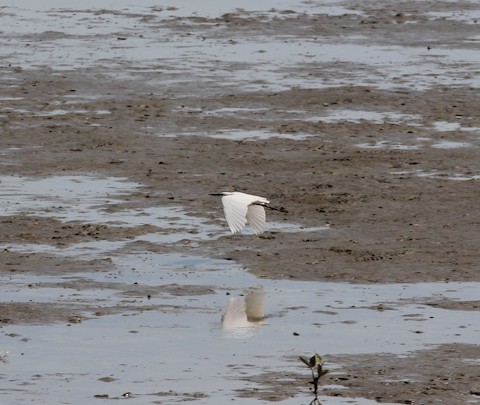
<box><xmin>1</xmin><ymin>1</ymin><xmax>480</xmax><ymax>404</ymax></box>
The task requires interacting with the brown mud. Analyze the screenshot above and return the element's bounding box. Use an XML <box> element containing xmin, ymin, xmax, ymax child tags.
<box><xmin>1</xmin><ymin>1</ymin><xmax>479</xmax><ymax>403</ymax></box>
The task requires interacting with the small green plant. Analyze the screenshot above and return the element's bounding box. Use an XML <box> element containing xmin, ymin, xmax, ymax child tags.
<box><xmin>300</xmin><ymin>353</ymin><xmax>329</xmax><ymax>405</ymax></box>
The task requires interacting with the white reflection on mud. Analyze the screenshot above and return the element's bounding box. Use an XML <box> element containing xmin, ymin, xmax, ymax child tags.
<box><xmin>1</xmin><ymin>253</ymin><xmax>479</xmax><ymax>404</ymax></box>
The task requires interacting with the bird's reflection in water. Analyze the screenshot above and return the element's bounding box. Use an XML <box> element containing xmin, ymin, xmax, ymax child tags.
<box><xmin>222</xmin><ymin>286</ymin><xmax>265</xmax><ymax>338</ymax></box>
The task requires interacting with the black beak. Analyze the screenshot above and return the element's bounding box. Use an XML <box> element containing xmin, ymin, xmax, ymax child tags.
<box><xmin>265</xmin><ymin>204</ymin><xmax>288</xmax><ymax>213</ymax></box>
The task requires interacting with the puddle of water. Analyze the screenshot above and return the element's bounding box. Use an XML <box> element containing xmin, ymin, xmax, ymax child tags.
<box><xmin>163</xmin><ymin>129</ymin><xmax>291</xmax><ymax>140</ymax></box>
<box><xmin>431</xmin><ymin>121</ymin><xmax>480</xmax><ymax>135</ymax></box>
<box><xmin>35</xmin><ymin>109</ymin><xmax>89</xmax><ymax>116</ymax></box>
<box><xmin>392</xmin><ymin>170</ymin><xmax>480</xmax><ymax>181</ymax></box>
<box><xmin>1</xmin><ymin>108</ymin><xmax>29</xmax><ymax>114</ymax></box>
<box><xmin>0</xmin><ymin>96</ymin><xmax>24</xmax><ymax>101</ymax></box>
<box><xmin>418</xmin><ymin>172</ymin><xmax>480</xmax><ymax>181</ymax></box>
<box><xmin>210</xmin><ymin>129</ymin><xmax>311</xmax><ymax>141</ymax></box>
<box><xmin>0</xmin><ymin>314</ymin><xmax>396</xmax><ymax>404</ymax></box>
<box><xmin>356</xmin><ymin>141</ymin><xmax>420</xmax><ymax>150</ymax></box>
<box><xmin>0</xmin><ymin>174</ymin><xmax>219</xmax><ymax>248</ymax></box>
<box><xmin>427</xmin><ymin>10</ymin><xmax>480</xmax><ymax>24</ymax></box>
<box><xmin>1</xmin><ymin>220</ymin><xmax>328</xmax><ymax>259</ymax></box>
<box><xmin>0</xmin><ymin>0</ymin><xmax>365</xmax><ymax>20</ymax></box>
<box><xmin>432</xmin><ymin>121</ymin><xmax>462</xmax><ymax>132</ymax></box>
<box><xmin>431</xmin><ymin>140</ymin><xmax>471</xmax><ymax>149</ymax></box>
<box><xmin>1</xmin><ymin>1</ymin><xmax>478</xmax><ymax>92</ymax></box>
<box><xmin>33</xmin><ymin>109</ymin><xmax>111</xmax><ymax>117</ymax></box>
<box><xmin>199</xmin><ymin>107</ymin><xmax>271</xmax><ymax>116</ymax></box>
<box><xmin>357</xmin><ymin>137</ymin><xmax>476</xmax><ymax>151</ymax></box>
<box><xmin>313</xmin><ymin>109</ymin><xmax>422</xmax><ymax>125</ymax></box>
<box><xmin>0</xmin><ymin>175</ymin><xmax>211</xmax><ymax>232</ymax></box>
<box><xmin>0</xmin><ymin>174</ymin><xmax>144</xmax><ymax>221</ymax></box>
<box><xmin>0</xmin><ymin>147</ymin><xmax>23</xmax><ymax>153</ymax></box>
<box><xmin>1</xmin><ymin>249</ymin><xmax>479</xmax><ymax>404</ymax></box>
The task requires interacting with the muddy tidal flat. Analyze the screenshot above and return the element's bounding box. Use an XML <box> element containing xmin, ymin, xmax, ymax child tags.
<box><xmin>1</xmin><ymin>1</ymin><xmax>480</xmax><ymax>404</ymax></box>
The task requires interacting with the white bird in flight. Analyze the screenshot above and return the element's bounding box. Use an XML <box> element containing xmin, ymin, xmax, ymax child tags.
<box><xmin>211</xmin><ymin>191</ymin><xmax>285</xmax><ymax>235</ymax></box>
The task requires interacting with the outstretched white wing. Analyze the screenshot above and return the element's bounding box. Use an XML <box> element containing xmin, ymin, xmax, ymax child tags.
<box><xmin>246</xmin><ymin>204</ymin><xmax>266</xmax><ymax>235</ymax></box>
<box><xmin>219</xmin><ymin>192</ymin><xmax>270</xmax><ymax>234</ymax></box>
<box><xmin>221</xmin><ymin>194</ymin><xmax>249</xmax><ymax>233</ymax></box>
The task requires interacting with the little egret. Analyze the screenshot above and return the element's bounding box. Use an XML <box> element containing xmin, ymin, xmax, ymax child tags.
<box><xmin>210</xmin><ymin>191</ymin><xmax>285</xmax><ymax>235</ymax></box>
